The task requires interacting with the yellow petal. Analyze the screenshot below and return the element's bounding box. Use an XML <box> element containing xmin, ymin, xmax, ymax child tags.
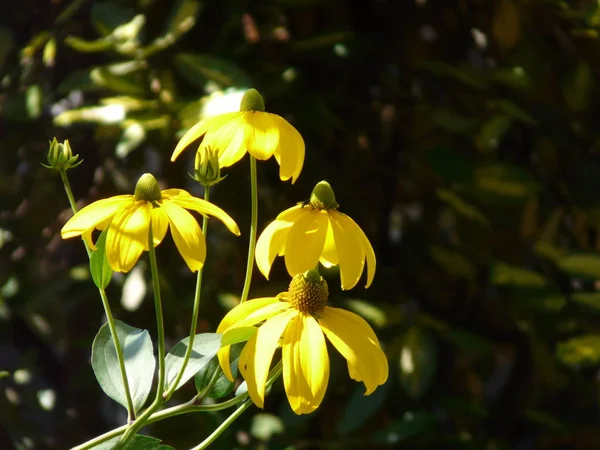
<box><xmin>106</xmin><ymin>201</ymin><xmax>151</xmax><ymax>272</ymax></box>
<box><xmin>238</xmin><ymin>335</ymin><xmax>262</xmax><ymax>407</ymax></box>
<box><xmin>272</xmin><ymin>114</ymin><xmax>305</xmax><ymax>183</ymax></box>
<box><xmin>319</xmin><ymin>307</ymin><xmax>388</xmax><ymax>395</ymax></box>
<box><xmin>282</xmin><ymin>313</ymin><xmax>329</xmax><ymax>414</ymax></box>
<box><xmin>171</xmin><ymin>112</ymin><xmax>240</xmax><ymax>161</ymax></box>
<box><xmin>355</xmin><ymin>218</ymin><xmax>376</xmax><ymax>288</ymax></box>
<box><xmin>161</xmin><ymin>200</ymin><xmax>205</xmax><ymax>272</ymax></box>
<box><xmin>144</xmin><ymin>206</ymin><xmax>169</xmax><ymax>250</ymax></box>
<box><xmin>275</xmin><ymin>204</ymin><xmax>305</xmax><ymax>221</ymax></box>
<box><xmin>61</xmin><ymin>195</ymin><xmax>132</xmax><ymax>239</ymax></box>
<box><xmin>243</xmin><ymin>112</ymin><xmax>279</xmax><ymax>160</ymax></box>
<box><xmin>216</xmin><ymin>297</ymin><xmax>284</xmax><ymax>381</ymax></box>
<box><xmin>329</xmin><ymin>211</ymin><xmax>366</xmax><ymax>290</ymax></box>
<box><xmin>163</xmin><ymin>189</ymin><xmax>240</xmax><ymax>236</ymax></box>
<box><xmin>248</xmin><ymin>309</ymin><xmax>296</xmax><ymax>403</ymax></box>
<box><xmin>255</xmin><ymin>220</ymin><xmax>293</xmax><ymax>280</ymax></box>
<box><xmin>319</xmin><ymin>220</ymin><xmax>338</xmax><ymax>267</ymax></box>
<box><xmin>204</xmin><ymin>114</ymin><xmax>247</xmax><ymax>168</ymax></box>
<box><xmin>284</xmin><ymin>209</ymin><xmax>328</xmax><ymax>277</ymax></box>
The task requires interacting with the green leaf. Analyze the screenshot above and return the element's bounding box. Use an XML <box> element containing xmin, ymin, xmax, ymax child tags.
<box><xmin>195</xmin><ymin>343</ymin><xmax>243</xmax><ymax>399</ymax></box>
<box><xmin>473</xmin><ymin>162</ymin><xmax>539</xmax><ymax>204</ymax></box>
<box><xmin>397</xmin><ymin>326</ymin><xmax>437</xmax><ymax>400</ymax></box>
<box><xmin>90</xmin><ymin>228</ymin><xmax>113</xmax><ymax>289</ymax></box>
<box><xmin>475</xmin><ymin>114</ymin><xmax>513</xmax><ymax>152</ymax></box>
<box><xmin>486</xmin><ymin>99</ymin><xmax>538</xmax><ymax>125</ymax></box>
<box><xmin>174</xmin><ymin>53</ymin><xmax>252</xmax><ymax>89</ymax></box>
<box><xmin>430</xmin><ymin>246</ymin><xmax>476</xmax><ymax>280</ymax></box>
<box><xmin>557</xmin><ymin>253</ymin><xmax>600</xmax><ymax>280</ymax></box>
<box><xmin>556</xmin><ymin>334</ymin><xmax>600</xmax><ymax>369</ymax></box>
<box><xmin>489</xmin><ymin>263</ymin><xmax>547</xmax><ymax>289</ymax></box>
<box><xmin>164</xmin><ymin>333</ymin><xmax>222</xmax><ymax>392</ymax></box>
<box><xmin>430</xmin><ymin>108</ymin><xmax>478</xmax><ymax>134</ymax></box>
<box><xmin>437</xmin><ymin>188</ymin><xmax>489</xmax><ymax>225</ymax></box>
<box><xmin>571</xmin><ymin>292</ymin><xmax>600</xmax><ymax>314</ymax></box>
<box><xmin>91</xmin><ymin>320</ymin><xmax>155</xmax><ymax>413</ymax></box>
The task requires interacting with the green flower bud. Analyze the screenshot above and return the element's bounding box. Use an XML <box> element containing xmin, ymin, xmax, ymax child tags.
<box><xmin>239</xmin><ymin>88</ymin><xmax>265</xmax><ymax>112</ymax></box>
<box><xmin>134</xmin><ymin>173</ymin><xmax>162</xmax><ymax>202</ymax></box>
<box><xmin>192</xmin><ymin>146</ymin><xmax>226</xmax><ymax>187</ymax></box>
<box><xmin>309</xmin><ymin>181</ymin><xmax>338</xmax><ymax>210</ymax></box>
<box><xmin>43</xmin><ymin>138</ymin><xmax>83</xmax><ymax>171</ymax></box>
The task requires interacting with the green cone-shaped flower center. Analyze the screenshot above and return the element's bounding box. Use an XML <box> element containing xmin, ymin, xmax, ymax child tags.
<box><xmin>309</xmin><ymin>181</ymin><xmax>338</xmax><ymax>210</ymax></box>
<box><xmin>239</xmin><ymin>88</ymin><xmax>265</xmax><ymax>112</ymax></box>
<box><xmin>288</xmin><ymin>270</ymin><xmax>328</xmax><ymax>314</ymax></box>
<box><xmin>134</xmin><ymin>173</ymin><xmax>162</xmax><ymax>202</ymax></box>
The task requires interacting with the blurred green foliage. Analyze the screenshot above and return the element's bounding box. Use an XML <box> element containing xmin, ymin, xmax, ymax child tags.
<box><xmin>4</xmin><ymin>0</ymin><xmax>600</xmax><ymax>448</ymax></box>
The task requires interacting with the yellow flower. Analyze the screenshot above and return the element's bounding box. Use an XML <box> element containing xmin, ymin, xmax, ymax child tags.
<box><xmin>256</xmin><ymin>181</ymin><xmax>376</xmax><ymax>290</ymax></box>
<box><xmin>61</xmin><ymin>173</ymin><xmax>240</xmax><ymax>273</ymax></box>
<box><xmin>171</xmin><ymin>88</ymin><xmax>305</xmax><ymax>183</ymax></box>
<box><xmin>217</xmin><ymin>270</ymin><xmax>388</xmax><ymax>415</ymax></box>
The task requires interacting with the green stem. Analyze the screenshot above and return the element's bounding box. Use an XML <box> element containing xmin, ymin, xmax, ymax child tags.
<box><xmin>118</xmin><ymin>225</ymin><xmax>166</xmax><ymax>447</ymax></box>
<box><xmin>164</xmin><ymin>187</ymin><xmax>210</xmax><ymax>400</ymax></box>
<box><xmin>190</xmin><ymin>361</ymin><xmax>283</xmax><ymax>450</ymax></box>
<box><xmin>240</xmin><ymin>156</ymin><xmax>258</xmax><ymax>303</ymax></box>
<box><xmin>59</xmin><ymin>169</ymin><xmax>135</xmax><ymax>421</ymax></box>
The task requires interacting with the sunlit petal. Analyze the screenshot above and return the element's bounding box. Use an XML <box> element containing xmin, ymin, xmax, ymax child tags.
<box><xmin>284</xmin><ymin>209</ymin><xmax>328</xmax><ymax>276</ymax></box>
<box><xmin>329</xmin><ymin>211</ymin><xmax>366</xmax><ymax>290</ymax></box>
<box><xmin>282</xmin><ymin>313</ymin><xmax>329</xmax><ymax>414</ymax></box>
<box><xmin>275</xmin><ymin>204</ymin><xmax>305</xmax><ymax>222</ymax></box>
<box><xmin>319</xmin><ymin>220</ymin><xmax>338</xmax><ymax>267</ymax></box>
<box><xmin>165</xmin><ymin>190</ymin><xmax>240</xmax><ymax>236</ymax></box>
<box><xmin>250</xmin><ymin>309</ymin><xmax>296</xmax><ymax>402</ymax></box>
<box><xmin>354</xmin><ymin>219</ymin><xmax>376</xmax><ymax>288</ymax></box>
<box><xmin>61</xmin><ymin>195</ymin><xmax>132</xmax><ymax>239</ymax></box>
<box><xmin>272</xmin><ymin>114</ymin><xmax>305</xmax><ymax>183</ymax></box>
<box><xmin>243</xmin><ymin>112</ymin><xmax>279</xmax><ymax>160</ymax></box>
<box><xmin>205</xmin><ymin>114</ymin><xmax>247</xmax><ymax>167</ymax></box>
<box><xmin>255</xmin><ymin>220</ymin><xmax>293</xmax><ymax>279</ymax></box>
<box><xmin>238</xmin><ymin>335</ymin><xmax>262</xmax><ymax>407</ymax></box>
<box><xmin>171</xmin><ymin>112</ymin><xmax>240</xmax><ymax>161</ymax></box>
<box><xmin>319</xmin><ymin>307</ymin><xmax>388</xmax><ymax>394</ymax></box>
<box><xmin>161</xmin><ymin>200</ymin><xmax>205</xmax><ymax>272</ymax></box>
<box><xmin>145</xmin><ymin>206</ymin><xmax>169</xmax><ymax>250</ymax></box>
<box><xmin>106</xmin><ymin>201</ymin><xmax>151</xmax><ymax>272</ymax></box>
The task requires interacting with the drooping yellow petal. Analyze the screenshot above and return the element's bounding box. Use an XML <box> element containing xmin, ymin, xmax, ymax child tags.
<box><xmin>272</xmin><ymin>114</ymin><xmax>305</xmax><ymax>183</ymax></box>
<box><xmin>243</xmin><ymin>112</ymin><xmax>279</xmax><ymax>160</ymax></box>
<box><xmin>145</xmin><ymin>206</ymin><xmax>169</xmax><ymax>250</ymax></box>
<box><xmin>282</xmin><ymin>313</ymin><xmax>329</xmax><ymax>414</ymax></box>
<box><xmin>275</xmin><ymin>204</ymin><xmax>305</xmax><ymax>221</ymax></box>
<box><xmin>354</xmin><ymin>219</ymin><xmax>376</xmax><ymax>288</ymax></box>
<box><xmin>249</xmin><ymin>309</ymin><xmax>296</xmax><ymax>403</ymax></box>
<box><xmin>238</xmin><ymin>335</ymin><xmax>261</xmax><ymax>407</ymax></box>
<box><xmin>161</xmin><ymin>200</ymin><xmax>205</xmax><ymax>272</ymax></box>
<box><xmin>162</xmin><ymin>189</ymin><xmax>240</xmax><ymax>236</ymax></box>
<box><xmin>171</xmin><ymin>112</ymin><xmax>240</xmax><ymax>161</ymax></box>
<box><xmin>216</xmin><ymin>297</ymin><xmax>285</xmax><ymax>381</ymax></box>
<box><xmin>284</xmin><ymin>209</ymin><xmax>328</xmax><ymax>276</ymax></box>
<box><xmin>61</xmin><ymin>195</ymin><xmax>132</xmax><ymax>239</ymax></box>
<box><xmin>81</xmin><ymin>214</ymin><xmax>116</xmax><ymax>251</ymax></box>
<box><xmin>106</xmin><ymin>201</ymin><xmax>151</xmax><ymax>272</ymax></box>
<box><xmin>319</xmin><ymin>220</ymin><xmax>338</xmax><ymax>268</ymax></box>
<box><xmin>205</xmin><ymin>114</ymin><xmax>248</xmax><ymax>168</ymax></box>
<box><xmin>318</xmin><ymin>307</ymin><xmax>388</xmax><ymax>395</ymax></box>
<box><xmin>329</xmin><ymin>211</ymin><xmax>366</xmax><ymax>290</ymax></box>
<box><xmin>255</xmin><ymin>220</ymin><xmax>293</xmax><ymax>280</ymax></box>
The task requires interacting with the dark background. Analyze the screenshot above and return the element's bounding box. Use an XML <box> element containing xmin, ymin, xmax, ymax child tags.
<box><xmin>3</xmin><ymin>0</ymin><xmax>600</xmax><ymax>448</ymax></box>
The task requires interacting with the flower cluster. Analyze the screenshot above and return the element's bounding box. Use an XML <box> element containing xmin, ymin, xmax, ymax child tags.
<box><xmin>59</xmin><ymin>88</ymin><xmax>387</xmax><ymax>415</ymax></box>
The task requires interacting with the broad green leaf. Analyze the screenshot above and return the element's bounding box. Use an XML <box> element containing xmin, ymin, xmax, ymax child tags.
<box><xmin>557</xmin><ymin>334</ymin><xmax>600</xmax><ymax>369</ymax></box>
<box><xmin>174</xmin><ymin>53</ymin><xmax>252</xmax><ymax>89</ymax></box>
<box><xmin>90</xmin><ymin>228</ymin><xmax>113</xmax><ymax>289</ymax></box>
<box><xmin>430</xmin><ymin>246</ymin><xmax>475</xmax><ymax>280</ymax></box>
<box><xmin>557</xmin><ymin>253</ymin><xmax>600</xmax><ymax>280</ymax></box>
<box><xmin>164</xmin><ymin>333</ymin><xmax>222</xmax><ymax>392</ymax></box>
<box><xmin>489</xmin><ymin>263</ymin><xmax>546</xmax><ymax>289</ymax></box>
<box><xmin>571</xmin><ymin>292</ymin><xmax>600</xmax><ymax>314</ymax></box>
<box><xmin>195</xmin><ymin>343</ymin><xmax>243</xmax><ymax>399</ymax></box>
<box><xmin>91</xmin><ymin>320</ymin><xmax>155</xmax><ymax>412</ymax></box>
<box><xmin>475</xmin><ymin>114</ymin><xmax>512</xmax><ymax>152</ymax></box>
<box><xmin>91</xmin><ymin>435</ymin><xmax>175</xmax><ymax>450</ymax></box>
<box><xmin>397</xmin><ymin>327</ymin><xmax>437</xmax><ymax>400</ymax></box>
<box><xmin>419</xmin><ymin>313</ymin><xmax>492</xmax><ymax>357</ymax></box>
<box><xmin>337</xmin><ymin>376</ymin><xmax>392</xmax><ymax>435</ymax></box>
<box><xmin>486</xmin><ymin>99</ymin><xmax>537</xmax><ymax>125</ymax></box>
<box><xmin>437</xmin><ymin>188</ymin><xmax>489</xmax><ymax>225</ymax></box>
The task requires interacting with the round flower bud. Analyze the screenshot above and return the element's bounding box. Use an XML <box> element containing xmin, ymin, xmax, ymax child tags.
<box><xmin>44</xmin><ymin>138</ymin><xmax>82</xmax><ymax>171</ymax></box>
<box><xmin>193</xmin><ymin>146</ymin><xmax>226</xmax><ymax>187</ymax></box>
<box><xmin>239</xmin><ymin>88</ymin><xmax>265</xmax><ymax>112</ymax></box>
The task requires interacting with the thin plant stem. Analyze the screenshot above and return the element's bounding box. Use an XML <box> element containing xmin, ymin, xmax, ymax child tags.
<box><xmin>118</xmin><ymin>224</ymin><xmax>166</xmax><ymax>446</ymax></box>
<box><xmin>240</xmin><ymin>156</ymin><xmax>258</xmax><ymax>303</ymax></box>
<box><xmin>59</xmin><ymin>169</ymin><xmax>135</xmax><ymax>421</ymax></box>
<box><xmin>190</xmin><ymin>361</ymin><xmax>283</xmax><ymax>450</ymax></box>
<box><xmin>164</xmin><ymin>187</ymin><xmax>210</xmax><ymax>400</ymax></box>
